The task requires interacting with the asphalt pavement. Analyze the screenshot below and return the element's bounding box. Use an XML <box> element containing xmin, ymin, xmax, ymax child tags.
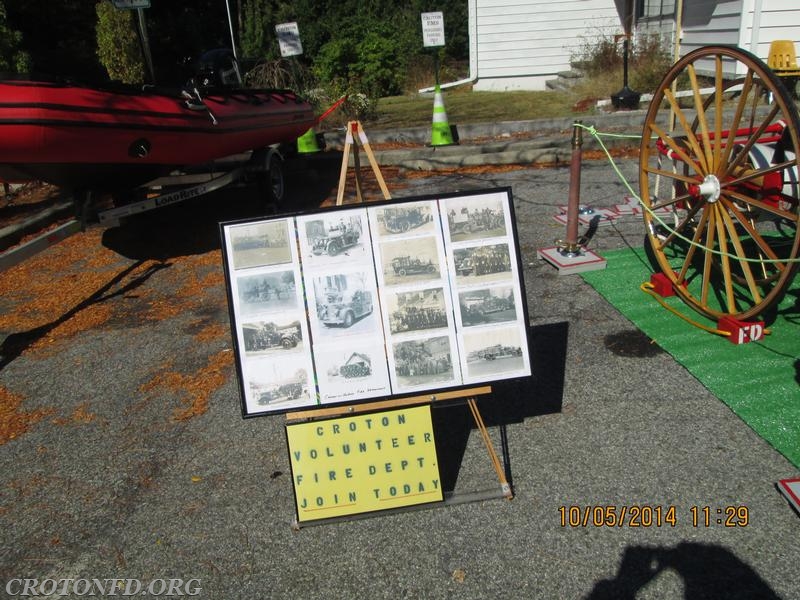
<box><xmin>0</xmin><ymin>111</ymin><xmax>798</xmax><ymax>599</ymax></box>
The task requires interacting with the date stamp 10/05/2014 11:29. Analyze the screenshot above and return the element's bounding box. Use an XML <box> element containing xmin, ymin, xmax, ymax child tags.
<box><xmin>558</xmin><ymin>505</ymin><xmax>750</xmax><ymax>528</ymax></box>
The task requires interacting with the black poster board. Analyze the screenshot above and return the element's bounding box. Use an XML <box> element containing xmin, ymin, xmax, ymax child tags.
<box><xmin>220</xmin><ymin>187</ymin><xmax>532</xmax><ymax>417</ymax></box>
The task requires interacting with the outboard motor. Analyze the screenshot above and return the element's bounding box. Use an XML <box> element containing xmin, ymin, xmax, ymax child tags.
<box><xmin>194</xmin><ymin>49</ymin><xmax>241</xmax><ymax>89</ymax></box>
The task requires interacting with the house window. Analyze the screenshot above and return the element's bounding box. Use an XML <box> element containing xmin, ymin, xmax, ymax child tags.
<box><xmin>637</xmin><ymin>0</ymin><xmax>676</xmax><ymax>20</ymax></box>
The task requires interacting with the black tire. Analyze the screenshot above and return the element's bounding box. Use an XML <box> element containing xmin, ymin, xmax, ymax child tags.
<box><xmin>254</xmin><ymin>149</ymin><xmax>285</xmax><ymax>210</ymax></box>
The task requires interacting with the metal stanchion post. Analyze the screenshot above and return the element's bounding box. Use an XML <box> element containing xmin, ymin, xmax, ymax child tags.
<box><xmin>536</xmin><ymin>121</ymin><xmax>607</xmax><ymax>275</ymax></box>
<box><xmin>560</xmin><ymin>121</ymin><xmax>583</xmax><ymax>257</ymax></box>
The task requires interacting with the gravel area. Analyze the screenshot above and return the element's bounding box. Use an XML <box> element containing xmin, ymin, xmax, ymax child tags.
<box><xmin>0</xmin><ymin>126</ymin><xmax>798</xmax><ymax>599</ymax></box>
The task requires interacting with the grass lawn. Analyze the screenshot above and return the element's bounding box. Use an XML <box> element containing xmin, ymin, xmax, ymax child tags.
<box><xmin>344</xmin><ymin>68</ymin><xmax>650</xmax><ymax>131</ymax></box>
<box><xmin>369</xmin><ymin>89</ymin><xmax>581</xmax><ymax>130</ymax></box>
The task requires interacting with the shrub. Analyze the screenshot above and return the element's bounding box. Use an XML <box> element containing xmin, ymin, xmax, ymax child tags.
<box><xmin>0</xmin><ymin>2</ymin><xmax>30</xmax><ymax>73</ymax></box>
<box><xmin>571</xmin><ymin>30</ymin><xmax>674</xmax><ymax>95</ymax></box>
<box><xmin>95</xmin><ymin>1</ymin><xmax>144</xmax><ymax>84</ymax></box>
<box><xmin>630</xmin><ymin>33</ymin><xmax>674</xmax><ymax>91</ymax></box>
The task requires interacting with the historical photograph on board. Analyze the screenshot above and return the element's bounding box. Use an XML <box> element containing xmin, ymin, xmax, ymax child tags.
<box><xmin>373</xmin><ymin>202</ymin><xmax>435</xmax><ymax>236</ymax></box>
<box><xmin>443</xmin><ymin>193</ymin><xmax>507</xmax><ymax>242</ymax></box>
<box><xmin>458</xmin><ymin>286</ymin><xmax>517</xmax><ymax>327</ymax></box>
<box><xmin>243</xmin><ymin>354</ymin><xmax>314</xmax><ymax>414</ymax></box>
<box><xmin>462</xmin><ymin>326</ymin><xmax>526</xmax><ymax>379</ymax></box>
<box><xmin>235</xmin><ymin>269</ymin><xmax>298</xmax><ymax>317</ymax></box>
<box><xmin>392</xmin><ymin>336</ymin><xmax>455</xmax><ymax>388</ymax></box>
<box><xmin>379</xmin><ymin>236</ymin><xmax>441</xmax><ymax>286</ymax></box>
<box><xmin>314</xmin><ymin>341</ymin><xmax>391</xmax><ymax>404</ymax></box>
<box><xmin>298</xmin><ymin>210</ymin><xmax>368</xmax><ymax>263</ymax></box>
<box><xmin>311</xmin><ymin>271</ymin><xmax>377</xmax><ymax>336</ymax></box>
<box><xmin>228</xmin><ymin>220</ymin><xmax>292</xmax><ymax>270</ymax></box>
<box><xmin>387</xmin><ymin>287</ymin><xmax>449</xmax><ymax>334</ymax></box>
<box><xmin>241</xmin><ymin>318</ymin><xmax>304</xmax><ymax>357</ymax></box>
<box><xmin>453</xmin><ymin>243</ymin><xmax>512</xmax><ymax>284</ymax></box>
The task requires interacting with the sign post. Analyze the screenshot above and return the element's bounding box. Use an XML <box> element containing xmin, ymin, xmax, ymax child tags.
<box><xmin>275</xmin><ymin>22</ymin><xmax>310</xmax><ymax>151</ymax></box>
<box><xmin>421</xmin><ymin>11</ymin><xmax>445</xmax><ymax>85</ymax></box>
<box><xmin>111</xmin><ymin>0</ymin><xmax>150</xmax><ymax>7</ymax></box>
<box><xmin>112</xmin><ymin>0</ymin><xmax>155</xmax><ymax>85</ymax></box>
<box><xmin>276</xmin><ymin>22</ymin><xmax>304</xmax><ymax>58</ymax></box>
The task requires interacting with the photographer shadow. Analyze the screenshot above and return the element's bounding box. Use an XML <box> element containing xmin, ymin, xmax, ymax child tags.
<box><xmin>585</xmin><ymin>542</ymin><xmax>782</xmax><ymax>600</ymax></box>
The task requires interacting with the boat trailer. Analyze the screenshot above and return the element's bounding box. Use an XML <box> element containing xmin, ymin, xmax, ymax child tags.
<box><xmin>0</xmin><ymin>146</ymin><xmax>285</xmax><ymax>272</ymax></box>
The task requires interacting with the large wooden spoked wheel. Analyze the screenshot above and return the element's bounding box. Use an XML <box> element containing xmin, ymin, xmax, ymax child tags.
<box><xmin>640</xmin><ymin>45</ymin><xmax>800</xmax><ymax>321</ymax></box>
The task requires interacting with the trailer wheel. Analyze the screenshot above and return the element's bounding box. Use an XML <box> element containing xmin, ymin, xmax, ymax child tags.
<box><xmin>253</xmin><ymin>148</ymin><xmax>285</xmax><ymax>209</ymax></box>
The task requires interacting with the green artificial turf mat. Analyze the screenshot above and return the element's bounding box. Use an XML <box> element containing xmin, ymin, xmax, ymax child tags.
<box><xmin>581</xmin><ymin>246</ymin><xmax>800</xmax><ymax>469</ymax></box>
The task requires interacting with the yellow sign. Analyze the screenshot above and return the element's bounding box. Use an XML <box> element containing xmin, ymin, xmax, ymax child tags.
<box><xmin>286</xmin><ymin>405</ymin><xmax>442</xmax><ymax>522</ymax></box>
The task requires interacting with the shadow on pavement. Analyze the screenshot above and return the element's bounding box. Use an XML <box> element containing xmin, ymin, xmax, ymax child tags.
<box><xmin>433</xmin><ymin>322</ymin><xmax>567</xmax><ymax>493</ymax></box>
<box><xmin>0</xmin><ymin>260</ymin><xmax>168</xmax><ymax>371</ymax></box>
<box><xmin>585</xmin><ymin>543</ymin><xmax>783</xmax><ymax>600</ymax></box>
<box><xmin>100</xmin><ymin>152</ymin><xmax>342</xmax><ymax>261</ymax></box>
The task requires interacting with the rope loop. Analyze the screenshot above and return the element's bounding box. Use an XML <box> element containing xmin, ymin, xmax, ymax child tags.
<box><xmin>572</xmin><ymin>122</ymin><xmax>800</xmax><ymax>265</ymax></box>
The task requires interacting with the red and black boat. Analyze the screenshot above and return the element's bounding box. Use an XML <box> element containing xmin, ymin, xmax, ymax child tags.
<box><xmin>0</xmin><ymin>52</ymin><xmax>316</xmax><ymax>191</ymax></box>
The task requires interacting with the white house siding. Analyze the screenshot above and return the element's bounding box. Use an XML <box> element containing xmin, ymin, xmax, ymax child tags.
<box><xmin>740</xmin><ymin>0</ymin><xmax>800</xmax><ymax>65</ymax></box>
<box><xmin>679</xmin><ymin>1</ymin><xmax>800</xmax><ymax>76</ymax></box>
<box><xmin>676</xmin><ymin>0</ymin><xmax>743</xmax><ymax>77</ymax></box>
<box><xmin>679</xmin><ymin>0</ymin><xmax>743</xmax><ymax>55</ymax></box>
<box><xmin>472</xmin><ymin>0</ymin><xmax>621</xmax><ymax>91</ymax></box>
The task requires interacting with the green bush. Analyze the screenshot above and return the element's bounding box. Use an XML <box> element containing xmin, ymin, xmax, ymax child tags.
<box><xmin>0</xmin><ymin>2</ymin><xmax>30</xmax><ymax>73</ymax></box>
<box><xmin>572</xmin><ymin>30</ymin><xmax>674</xmax><ymax>94</ymax></box>
<box><xmin>573</xmin><ymin>32</ymin><xmax>622</xmax><ymax>76</ymax></box>
<box><xmin>630</xmin><ymin>34</ymin><xmax>674</xmax><ymax>91</ymax></box>
<box><xmin>313</xmin><ymin>22</ymin><xmax>411</xmax><ymax>98</ymax></box>
<box><xmin>96</xmin><ymin>1</ymin><xmax>144</xmax><ymax>84</ymax></box>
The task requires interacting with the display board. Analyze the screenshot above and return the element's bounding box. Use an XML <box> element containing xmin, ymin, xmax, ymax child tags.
<box><xmin>286</xmin><ymin>404</ymin><xmax>442</xmax><ymax>522</ymax></box>
<box><xmin>220</xmin><ymin>188</ymin><xmax>531</xmax><ymax>417</ymax></box>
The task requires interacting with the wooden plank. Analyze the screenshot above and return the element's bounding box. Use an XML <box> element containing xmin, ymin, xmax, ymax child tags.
<box><xmin>286</xmin><ymin>386</ymin><xmax>493</xmax><ymax>422</ymax></box>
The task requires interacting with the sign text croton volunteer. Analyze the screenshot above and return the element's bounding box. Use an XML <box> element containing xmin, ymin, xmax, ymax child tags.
<box><xmin>287</xmin><ymin>405</ymin><xmax>442</xmax><ymax>522</ymax></box>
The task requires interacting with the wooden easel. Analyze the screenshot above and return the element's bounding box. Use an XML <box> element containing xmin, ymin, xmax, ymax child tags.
<box><xmin>336</xmin><ymin>121</ymin><xmax>392</xmax><ymax>205</ymax></box>
<box><xmin>286</xmin><ymin>141</ymin><xmax>513</xmax><ymax>524</ymax></box>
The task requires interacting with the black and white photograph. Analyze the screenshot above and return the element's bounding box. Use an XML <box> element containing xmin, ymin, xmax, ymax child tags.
<box><xmin>458</xmin><ymin>286</ymin><xmax>517</xmax><ymax>327</ymax></box>
<box><xmin>228</xmin><ymin>220</ymin><xmax>292</xmax><ymax>269</ymax></box>
<box><xmin>241</xmin><ymin>318</ymin><xmax>303</xmax><ymax>356</ymax></box>
<box><xmin>391</xmin><ymin>335</ymin><xmax>456</xmax><ymax>388</ymax></box>
<box><xmin>298</xmin><ymin>210</ymin><xmax>368</xmax><ymax>263</ymax></box>
<box><xmin>235</xmin><ymin>270</ymin><xmax>298</xmax><ymax>317</ymax></box>
<box><xmin>387</xmin><ymin>287</ymin><xmax>449</xmax><ymax>334</ymax></box>
<box><xmin>443</xmin><ymin>193</ymin><xmax>507</xmax><ymax>242</ymax></box>
<box><xmin>311</xmin><ymin>271</ymin><xmax>377</xmax><ymax>335</ymax></box>
<box><xmin>313</xmin><ymin>341</ymin><xmax>391</xmax><ymax>404</ymax></box>
<box><xmin>453</xmin><ymin>243</ymin><xmax>512</xmax><ymax>284</ymax></box>
<box><xmin>220</xmin><ymin>188</ymin><xmax>530</xmax><ymax>415</ymax></box>
<box><xmin>379</xmin><ymin>235</ymin><xmax>441</xmax><ymax>286</ymax></box>
<box><xmin>462</xmin><ymin>326</ymin><xmax>526</xmax><ymax>379</ymax></box>
<box><xmin>373</xmin><ymin>202</ymin><xmax>435</xmax><ymax>236</ymax></box>
<box><xmin>243</xmin><ymin>354</ymin><xmax>315</xmax><ymax>414</ymax></box>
